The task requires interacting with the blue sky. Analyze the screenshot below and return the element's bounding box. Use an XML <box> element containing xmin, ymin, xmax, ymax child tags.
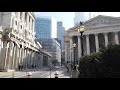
<box><xmin>34</xmin><ymin>12</ymin><xmax>120</xmax><ymax>30</ymax></box>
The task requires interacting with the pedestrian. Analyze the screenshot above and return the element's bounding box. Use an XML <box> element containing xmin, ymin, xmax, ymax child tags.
<box><xmin>32</xmin><ymin>64</ymin><xmax>34</xmax><ymax>69</ymax></box>
<box><xmin>18</xmin><ymin>64</ymin><xmax>20</xmax><ymax>71</ymax></box>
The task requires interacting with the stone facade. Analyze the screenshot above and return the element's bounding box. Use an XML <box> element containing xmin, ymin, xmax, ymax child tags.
<box><xmin>0</xmin><ymin>12</ymin><xmax>51</xmax><ymax>71</ymax></box>
<box><xmin>64</xmin><ymin>15</ymin><xmax>120</xmax><ymax>66</ymax></box>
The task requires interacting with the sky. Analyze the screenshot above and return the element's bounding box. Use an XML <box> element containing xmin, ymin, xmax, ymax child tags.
<box><xmin>34</xmin><ymin>12</ymin><xmax>120</xmax><ymax>30</ymax></box>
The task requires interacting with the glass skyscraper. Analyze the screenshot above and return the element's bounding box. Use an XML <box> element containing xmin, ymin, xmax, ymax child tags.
<box><xmin>35</xmin><ymin>17</ymin><xmax>57</xmax><ymax>39</ymax></box>
<box><xmin>57</xmin><ymin>21</ymin><xmax>65</xmax><ymax>50</ymax></box>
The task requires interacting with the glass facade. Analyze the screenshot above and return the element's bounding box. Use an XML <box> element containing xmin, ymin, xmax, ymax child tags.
<box><xmin>57</xmin><ymin>21</ymin><xmax>65</xmax><ymax>50</ymax></box>
<box><xmin>35</xmin><ymin>17</ymin><xmax>51</xmax><ymax>39</ymax></box>
<box><xmin>35</xmin><ymin>17</ymin><xmax>57</xmax><ymax>39</ymax></box>
<box><xmin>37</xmin><ymin>38</ymin><xmax>61</xmax><ymax>65</ymax></box>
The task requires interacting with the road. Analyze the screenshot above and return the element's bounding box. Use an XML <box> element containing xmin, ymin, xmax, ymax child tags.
<box><xmin>0</xmin><ymin>68</ymin><xmax>59</xmax><ymax>78</ymax></box>
<box><xmin>0</xmin><ymin>66</ymin><xmax>69</xmax><ymax>78</ymax></box>
<box><xmin>20</xmin><ymin>69</ymin><xmax>57</xmax><ymax>78</ymax></box>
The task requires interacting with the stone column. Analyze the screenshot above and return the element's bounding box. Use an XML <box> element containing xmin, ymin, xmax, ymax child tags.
<box><xmin>14</xmin><ymin>45</ymin><xmax>18</xmax><ymax>69</ymax></box>
<box><xmin>86</xmin><ymin>34</ymin><xmax>90</xmax><ymax>55</ymax></box>
<box><xmin>18</xmin><ymin>12</ymin><xmax>20</xmax><ymax>19</ymax></box>
<box><xmin>0</xmin><ymin>34</ymin><xmax>2</xmax><ymax>63</ymax></box>
<box><xmin>3</xmin><ymin>41</ymin><xmax>8</xmax><ymax>69</ymax></box>
<box><xmin>32</xmin><ymin>20</ymin><xmax>34</xmax><ymax>33</ymax></box>
<box><xmin>95</xmin><ymin>33</ymin><xmax>99</xmax><ymax>52</ymax></box>
<box><xmin>77</xmin><ymin>36</ymin><xmax>81</xmax><ymax>59</ymax></box>
<box><xmin>27</xmin><ymin>13</ymin><xmax>29</xmax><ymax>29</ymax></box>
<box><xmin>30</xmin><ymin>18</ymin><xmax>32</xmax><ymax>30</ymax></box>
<box><xmin>19</xmin><ymin>47</ymin><xmax>22</xmax><ymax>64</ymax></box>
<box><xmin>41</xmin><ymin>54</ymin><xmax>43</xmax><ymax>67</ymax></box>
<box><xmin>7</xmin><ymin>42</ymin><xmax>13</xmax><ymax>69</ymax></box>
<box><xmin>26</xmin><ymin>49</ymin><xmax>28</xmax><ymax>68</ymax></box>
<box><xmin>104</xmin><ymin>33</ymin><xmax>108</xmax><ymax>47</ymax></box>
<box><xmin>70</xmin><ymin>36</ymin><xmax>73</xmax><ymax>63</ymax></box>
<box><xmin>65</xmin><ymin>42</ymin><xmax>68</xmax><ymax>62</ymax></box>
<box><xmin>23</xmin><ymin>48</ymin><xmax>26</xmax><ymax>68</ymax></box>
<box><xmin>11</xmin><ymin>42</ymin><xmax>16</xmax><ymax>69</ymax></box>
<box><xmin>114</xmin><ymin>31</ymin><xmax>119</xmax><ymax>45</ymax></box>
<box><xmin>22</xmin><ymin>12</ymin><xmax>25</xmax><ymax>22</ymax></box>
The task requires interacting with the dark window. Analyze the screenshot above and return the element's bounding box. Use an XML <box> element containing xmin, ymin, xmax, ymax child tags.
<box><xmin>25</xmin><ymin>12</ymin><xmax>27</xmax><ymax>22</ymax></box>
<box><xmin>20</xmin><ymin>12</ymin><xmax>22</xmax><ymax>19</ymax></box>
<box><xmin>15</xmin><ymin>21</ymin><xmax>17</xmax><ymax>25</ymax></box>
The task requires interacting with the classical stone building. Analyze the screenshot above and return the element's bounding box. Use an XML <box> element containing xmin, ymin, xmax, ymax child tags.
<box><xmin>0</xmin><ymin>12</ymin><xmax>51</xmax><ymax>71</ymax></box>
<box><xmin>64</xmin><ymin>15</ymin><xmax>120</xmax><ymax>65</ymax></box>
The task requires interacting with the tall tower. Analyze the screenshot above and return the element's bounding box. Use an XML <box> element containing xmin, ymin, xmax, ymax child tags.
<box><xmin>74</xmin><ymin>12</ymin><xmax>85</xmax><ymax>26</ymax></box>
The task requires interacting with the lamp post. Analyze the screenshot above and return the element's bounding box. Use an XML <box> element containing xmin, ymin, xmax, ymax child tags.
<box><xmin>73</xmin><ymin>43</ymin><xmax>76</xmax><ymax>70</ymax></box>
<box><xmin>78</xmin><ymin>22</ymin><xmax>85</xmax><ymax>57</ymax></box>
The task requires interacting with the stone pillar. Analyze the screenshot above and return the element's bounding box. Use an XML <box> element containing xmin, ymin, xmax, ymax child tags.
<box><xmin>22</xmin><ymin>12</ymin><xmax>25</xmax><ymax>22</ymax></box>
<box><xmin>7</xmin><ymin>42</ymin><xmax>13</xmax><ymax>70</ymax></box>
<box><xmin>11</xmin><ymin>42</ymin><xmax>16</xmax><ymax>69</ymax></box>
<box><xmin>70</xmin><ymin>36</ymin><xmax>73</xmax><ymax>63</ymax></box>
<box><xmin>23</xmin><ymin>48</ymin><xmax>26</xmax><ymax>68</ymax></box>
<box><xmin>0</xmin><ymin>34</ymin><xmax>2</xmax><ymax>63</ymax></box>
<box><xmin>27</xmin><ymin>13</ymin><xmax>29</xmax><ymax>29</ymax></box>
<box><xmin>19</xmin><ymin>47</ymin><xmax>22</xmax><ymax>64</ymax></box>
<box><xmin>26</xmin><ymin>49</ymin><xmax>28</xmax><ymax>68</ymax></box>
<box><xmin>78</xmin><ymin>36</ymin><xmax>81</xmax><ymax>59</ymax></box>
<box><xmin>13</xmin><ymin>45</ymin><xmax>18</xmax><ymax>69</ymax></box>
<box><xmin>27</xmin><ymin>50</ymin><xmax>30</xmax><ymax>68</ymax></box>
<box><xmin>31</xmin><ymin>50</ymin><xmax>34</xmax><ymax>66</ymax></box>
<box><xmin>86</xmin><ymin>34</ymin><xmax>90</xmax><ymax>55</ymax></box>
<box><xmin>18</xmin><ymin>12</ymin><xmax>20</xmax><ymax>19</ymax></box>
<box><xmin>65</xmin><ymin>42</ymin><xmax>68</xmax><ymax>62</ymax></box>
<box><xmin>95</xmin><ymin>33</ymin><xmax>99</xmax><ymax>52</ymax></box>
<box><xmin>3</xmin><ymin>41</ymin><xmax>8</xmax><ymax>69</ymax></box>
<box><xmin>104</xmin><ymin>33</ymin><xmax>108</xmax><ymax>47</ymax></box>
<box><xmin>41</xmin><ymin>54</ymin><xmax>43</xmax><ymax>67</ymax></box>
<box><xmin>114</xmin><ymin>31</ymin><xmax>119</xmax><ymax>45</ymax></box>
<box><xmin>30</xmin><ymin>18</ymin><xmax>32</xmax><ymax>30</ymax></box>
<box><xmin>32</xmin><ymin>20</ymin><xmax>34</xmax><ymax>33</ymax></box>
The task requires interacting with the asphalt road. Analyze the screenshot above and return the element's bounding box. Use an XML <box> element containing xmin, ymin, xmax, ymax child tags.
<box><xmin>17</xmin><ymin>68</ymin><xmax>58</xmax><ymax>78</ymax></box>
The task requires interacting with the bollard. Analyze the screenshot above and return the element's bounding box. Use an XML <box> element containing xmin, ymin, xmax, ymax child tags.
<box><xmin>54</xmin><ymin>71</ymin><xmax>58</xmax><ymax>78</ymax></box>
<box><xmin>27</xmin><ymin>72</ymin><xmax>32</xmax><ymax>78</ymax></box>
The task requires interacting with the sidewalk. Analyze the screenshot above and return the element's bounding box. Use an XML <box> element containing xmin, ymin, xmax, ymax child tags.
<box><xmin>46</xmin><ymin>67</ymin><xmax>70</xmax><ymax>78</ymax></box>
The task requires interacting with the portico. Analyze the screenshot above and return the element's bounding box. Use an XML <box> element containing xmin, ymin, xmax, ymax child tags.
<box><xmin>64</xmin><ymin>15</ymin><xmax>120</xmax><ymax>65</ymax></box>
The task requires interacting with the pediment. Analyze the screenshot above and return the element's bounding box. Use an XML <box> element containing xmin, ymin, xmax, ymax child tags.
<box><xmin>84</xmin><ymin>15</ymin><xmax>120</xmax><ymax>28</ymax></box>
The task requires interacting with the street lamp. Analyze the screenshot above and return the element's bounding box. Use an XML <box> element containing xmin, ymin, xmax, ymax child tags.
<box><xmin>73</xmin><ymin>43</ymin><xmax>76</xmax><ymax>70</ymax></box>
<box><xmin>78</xmin><ymin>22</ymin><xmax>85</xmax><ymax>57</ymax></box>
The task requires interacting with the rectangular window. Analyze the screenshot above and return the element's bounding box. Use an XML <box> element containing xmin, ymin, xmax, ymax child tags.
<box><xmin>25</xmin><ymin>12</ymin><xmax>27</xmax><ymax>22</ymax></box>
<box><xmin>15</xmin><ymin>21</ymin><xmax>17</xmax><ymax>25</ymax></box>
